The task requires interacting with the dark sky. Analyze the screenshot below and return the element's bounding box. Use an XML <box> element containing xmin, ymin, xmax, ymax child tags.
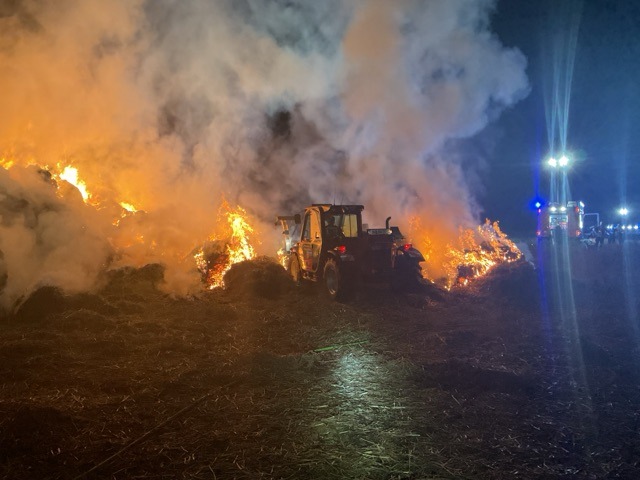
<box><xmin>479</xmin><ymin>0</ymin><xmax>640</xmax><ymax>236</ymax></box>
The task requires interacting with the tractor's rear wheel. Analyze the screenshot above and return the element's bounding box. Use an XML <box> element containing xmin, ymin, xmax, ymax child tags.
<box><xmin>324</xmin><ymin>259</ymin><xmax>351</xmax><ymax>301</ymax></box>
<box><xmin>392</xmin><ymin>258</ymin><xmax>423</xmax><ymax>292</ymax></box>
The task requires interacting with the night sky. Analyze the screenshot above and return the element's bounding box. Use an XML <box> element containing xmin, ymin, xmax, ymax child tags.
<box><xmin>480</xmin><ymin>0</ymin><xmax>640</xmax><ymax>236</ymax></box>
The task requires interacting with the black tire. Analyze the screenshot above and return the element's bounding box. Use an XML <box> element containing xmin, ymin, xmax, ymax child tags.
<box><xmin>324</xmin><ymin>258</ymin><xmax>350</xmax><ymax>301</ymax></box>
<box><xmin>392</xmin><ymin>257</ymin><xmax>423</xmax><ymax>292</ymax></box>
<box><xmin>289</xmin><ymin>255</ymin><xmax>302</xmax><ymax>285</ymax></box>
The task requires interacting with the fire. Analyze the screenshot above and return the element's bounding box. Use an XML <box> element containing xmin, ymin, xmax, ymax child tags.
<box><xmin>1</xmin><ymin>159</ymin><xmax>94</xmax><ymax>203</ymax></box>
<box><xmin>2</xmin><ymin>154</ymin><xmax>261</xmax><ymax>294</ymax></box>
<box><xmin>195</xmin><ymin>203</ymin><xmax>257</xmax><ymax>289</ymax></box>
<box><xmin>444</xmin><ymin>220</ymin><xmax>521</xmax><ymax>288</ymax></box>
<box><xmin>409</xmin><ymin>217</ymin><xmax>521</xmax><ymax>289</ymax></box>
<box><xmin>56</xmin><ymin>165</ymin><xmax>90</xmax><ymax>202</ymax></box>
<box><xmin>113</xmin><ymin>201</ymin><xmax>140</xmax><ymax>226</ymax></box>
<box><xmin>119</xmin><ymin>202</ymin><xmax>138</xmax><ymax>213</ymax></box>
<box><xmin>276</xmin><ymin>248</ymin><xmax>289</xmax><ymax>269</ymax></box>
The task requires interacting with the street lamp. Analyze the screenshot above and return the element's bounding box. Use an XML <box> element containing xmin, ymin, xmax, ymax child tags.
<box><xmin>619</xmin><ymin>207</ymin><xmax>629</xmax><ymax>216</ymax></box>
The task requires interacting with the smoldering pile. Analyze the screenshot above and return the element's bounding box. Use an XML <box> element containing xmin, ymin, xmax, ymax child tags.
<box><xmin>222</xmin><ymin>256</ymin><xmax>294</xmax><ymax>300</ymax></box>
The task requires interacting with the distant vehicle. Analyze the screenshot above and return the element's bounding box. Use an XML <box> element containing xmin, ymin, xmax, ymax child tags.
<box><xmin>277</xmin><ymin>204</ymin><xmax>425</xmax><ymax>300</ymax></box>
<box><xmin>537</xmin><ymin>201</ymin><xmax>585</xmax><ymax>239</ymax></box>
<box><xmin>606</xmin><ymin>223</ymin><xmax>640</xmax><ymax>240</ymax></box>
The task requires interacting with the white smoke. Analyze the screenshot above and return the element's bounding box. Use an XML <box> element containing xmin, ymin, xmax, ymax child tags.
<box><xmin>0</xmin><ymin>0</ymin><xmax>528</xmax><ymax>308</ymax></box>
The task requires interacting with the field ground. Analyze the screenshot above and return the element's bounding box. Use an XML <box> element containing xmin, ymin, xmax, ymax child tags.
<box><xmin>1</xmin><ymin>242</ymin><xmax>640</xmax><ymax>479</ymax></box>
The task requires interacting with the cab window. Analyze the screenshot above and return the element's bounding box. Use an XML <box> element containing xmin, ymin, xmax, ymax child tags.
<box><xmin>301</xmin><ymin>213</ymin><xmax>311</xmax><ymax>241</ymax></box>
<box><xmin>341</xmin><ymin>214</ymin><xmax>358</xmax><ymax>238</ymax></box>
<box><xmin>310</xmin><ymin>210</ymin><xmax>321</xmax><ymax>240</ymax></box>
<box><xmin>302</xmin><ymin>211</ymin><xmax>322</xmax><ymax>241</ymax></box>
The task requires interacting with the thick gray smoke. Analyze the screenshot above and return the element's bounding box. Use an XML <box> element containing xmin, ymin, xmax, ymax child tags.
<box><xmin>0</xmin><ymin>0</ymin><xmax>528</xmax><ymax>308</ymax></box>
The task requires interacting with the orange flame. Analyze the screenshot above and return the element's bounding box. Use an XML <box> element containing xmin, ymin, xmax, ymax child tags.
<box><xmin>119</xmin><ymin>202</ymin><xmax>138</xmax><ymax>213</ymax></box>
<box><xmin>276</xmin><ymin>248</ymin><xmax>289</xmax><ymax>269</ymax></box>
<box><xmin>195</xmin><ymin>203</ymin><xmax>256</xmax><ymax>289</ymax></box>
<box><xmin>409</xmin><ymin>217</ymin><xmax>521</xmax><ymax>289</ymax></box>
<box><xmin>0</xmin><ymin>157</ymin><xmax>15</xmax><ymax>169</ymax></box>
<box><xmin>56</xmin><ymin>165</ymin><xmax>90</xmax><ymax>201</ymax></box>
<box><xmin>443</xmin><ymin>220</ymin><xmax>521</xmax><ymax>288</ymax></box>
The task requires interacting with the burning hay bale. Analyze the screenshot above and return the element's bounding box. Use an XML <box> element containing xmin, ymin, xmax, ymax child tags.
<box><xmin>223</xmin><ymin>256</ymin><xmax>293</xmax><ymax>299</ymax></box>
<box><xmin>441</xmin><ymin>221</ymin><xmax>523</xmax><ymax>288</ymax></box>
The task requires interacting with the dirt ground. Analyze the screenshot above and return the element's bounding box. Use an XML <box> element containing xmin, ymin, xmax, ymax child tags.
<box><xmin>1</xmin><ymin>243</ymin><xmax>640</xmax><ymax>479</ymax></box>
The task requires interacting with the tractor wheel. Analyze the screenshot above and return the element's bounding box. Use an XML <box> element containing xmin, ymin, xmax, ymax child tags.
<box><xmin>324</xmin><ymin>259</ymin><xmax>351</xmax><ymax>301</ymax></box>
<box><xmin>392</xmin><ymin>258</ymin><xmax>423</xmax><ymax>292</ymax></box>
<box><xmin>289</xmin><ymin>255</ymin><xmax>302</xmax><ymax>285</ymax></box>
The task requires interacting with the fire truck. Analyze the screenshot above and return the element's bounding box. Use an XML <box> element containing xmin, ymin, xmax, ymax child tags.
<box><xmin>537</xmin><ymin>200</ymin><xmax>584</xmax><ymax>239</ymax></box>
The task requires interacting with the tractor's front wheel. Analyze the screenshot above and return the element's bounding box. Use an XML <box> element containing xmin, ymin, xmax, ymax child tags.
<box><xmin>324</xmin><ymin>259</ymin><xmax>351</xmax><ymax>301</ymax></box>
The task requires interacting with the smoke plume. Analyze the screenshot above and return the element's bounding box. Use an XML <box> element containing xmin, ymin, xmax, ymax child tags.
<box><xmin>0</xmin><ymin>0</ymin><xmax>528</xmax><ymax>308</ymax></box>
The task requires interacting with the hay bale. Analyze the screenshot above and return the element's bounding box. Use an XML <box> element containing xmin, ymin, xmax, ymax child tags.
<box><xmin>100</xmin><ymin>263</ymin><xmax>165</xmax><ymax>296</ymax></box>
<box><xmin>479</xmin><ymin>261</ymin><xmax>540</xmax><ymax>308</ymax></box>
<box><xmin>13</xmin><ymin>286</ymin><xmax>67</xmax><ymax>322</ymax></box>
<box><xmin>223</xmin><ymin>256</ymin><xmax>293</xmax><ymax>299</ymax></box>
<box><xmin>13</xmin><ymin>286</ymin><xmax>119</xmax><ymax>323</ymax></box>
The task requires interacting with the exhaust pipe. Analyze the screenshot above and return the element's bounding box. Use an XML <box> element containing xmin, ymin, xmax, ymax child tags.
<box><xmin>386</xmin><ymin>217</ymin><xmax>391</xmax><ymax>229</ymax></box>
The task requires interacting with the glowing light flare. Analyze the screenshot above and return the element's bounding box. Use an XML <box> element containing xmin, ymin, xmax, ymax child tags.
<box><xmin>547</xmin><ymin>154</ymin><xmax>570</xmax><ymax>168</ymax></box>
<box><xmin>196</xmin><ymin>204</ymin><xmax>257</xmax><ymax>289</ymax></box>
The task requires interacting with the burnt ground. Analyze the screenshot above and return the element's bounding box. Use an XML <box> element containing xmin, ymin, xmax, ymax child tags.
<box><xmin>1</xmin><ymin>244</ymin><xmax>640</xmax><ymax>480</ymax></box>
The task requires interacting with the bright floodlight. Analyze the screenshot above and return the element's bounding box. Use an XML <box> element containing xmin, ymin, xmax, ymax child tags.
<box><xmin>619</xmin><ymin>207</ymin><xmax>629</xmax><ymax>216</ymax></box>
<box><xmin>547</xmin><ymin>157</ymin><xmax>558</xmax><ymax>168</ymax></box>
<box><xmin>558</xmin><ymin>155</ymin><xmax>569</xmax><ymax>167</ymax></box>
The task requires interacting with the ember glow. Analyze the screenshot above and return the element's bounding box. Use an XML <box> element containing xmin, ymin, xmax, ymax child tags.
<box><xmin>195</xmin><ymin>204</ymin><xmax>257</xmax><ymax>289</ymax></box>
